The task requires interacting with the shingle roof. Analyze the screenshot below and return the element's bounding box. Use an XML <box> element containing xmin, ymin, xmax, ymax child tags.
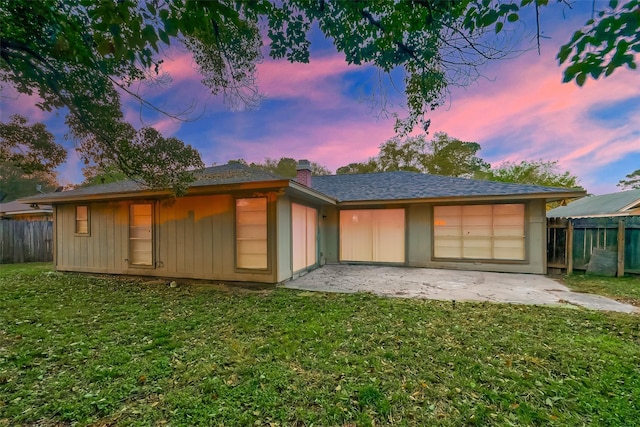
<box><xmin>547</xmin><ymin>189</ymin><xmax>640</xmax><ymax>218</ymax></box>
<box><xmin>20</xmin><ymin>163</ymin><xmax>584</xmax><ymax>205</ymax></box>
<box><xmin>311</xmin><ymin>171</ymin><xmax>581</xmax><ymax>202</ymax></box>
<box><xmin>20</xmin><ymin>163</ymin><xmax>287</xmax><ymax>203</ymax></box>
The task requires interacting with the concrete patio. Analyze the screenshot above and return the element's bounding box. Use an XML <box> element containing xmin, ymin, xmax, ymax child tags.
<box><xmin>284</xmin><ymin>265</ymin><xmax>638</xmax><ymax>313</ymax></box>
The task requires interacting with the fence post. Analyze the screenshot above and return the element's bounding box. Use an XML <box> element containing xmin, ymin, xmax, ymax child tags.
<box><xmin>567</xmin><ymin>220</ymin><xmax>573</xmax><ymax>274</ymax></box>
<box><xmin>617</xmin><ymin>219</ymin><xmax>625</xmax><ymax>277</ymax></box>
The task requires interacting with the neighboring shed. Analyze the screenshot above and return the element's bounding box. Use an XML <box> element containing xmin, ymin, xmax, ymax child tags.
<box><xmin>547</xmin><ymin>189</ymin><xmax>640</xmax><ymax>276</ymax></box>
<box><xmin>0</xmin><ymin>200</ymin><xmax>53</xmax><ymax>221</ymax></box>
<box><xmin>547</xmin><ymin>189</ymin><xmax>640</xmax><ymax>218</ymax></box>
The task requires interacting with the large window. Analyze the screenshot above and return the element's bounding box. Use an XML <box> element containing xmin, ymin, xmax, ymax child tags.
<box><xmin>75</xmin><ymin>206</ymin><xmax>89</xmax><ymax>235</ymax></box>
<box><xmin>129</xmin><ymin>204</ymin><xmax>153</xmax><ymax>266</ymax></box>
<box><xmin>340</xmin><ymin>209</ymin><xmax>405</xmax><ymax>263</ymax></box>
<box><xmin>236</xmin><ymin>198</ymin><xmax>267</xmax><ymax>269</ymax></box>
<box><xmin>292</xmin><ymin>203</ymin><xmax>317</xmax><ymax>271</ymax></box>
<box><xmin>433</xmin><ymin>204</ymin><xmax>525</xmax><ymax>260</ymax></box>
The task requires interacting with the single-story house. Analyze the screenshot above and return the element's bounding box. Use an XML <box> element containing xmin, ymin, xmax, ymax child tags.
<box><xmin>547</xmin><ymin>189</ymin><xmax>640</xmax><ymax>219</ymax></box>
<box><xmin>0</xmin><ymin>200</ymin><xmax>53</xmax><ymax>221</ymax></box>
<box><xmin>20</xmin><ymin>161</ymin><xmax>584</xmax><ymax>283</ymax></box>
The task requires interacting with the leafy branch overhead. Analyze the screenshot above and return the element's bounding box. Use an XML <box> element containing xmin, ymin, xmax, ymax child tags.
<box><xmin>0</xmin><ymin>115</ymin><xmax>66</xmax><ymax>175</ymax></box>
<box><xmin>1</xmin><ymin>0</ymin><xmax>636</xmax><ymax>193</ymax></box>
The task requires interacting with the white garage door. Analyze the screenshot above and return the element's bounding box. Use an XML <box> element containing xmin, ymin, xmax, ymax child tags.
<box><xmin>340</xmin><ymin>209</ymin><xmax>405</xmax><ymax>263</ymax></box>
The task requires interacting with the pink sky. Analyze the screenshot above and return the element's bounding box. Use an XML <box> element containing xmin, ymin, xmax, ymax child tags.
<box><xmin>1</xmin><ymin>3</ymin><xmax>638</xmax><ymax>195</ymax></box>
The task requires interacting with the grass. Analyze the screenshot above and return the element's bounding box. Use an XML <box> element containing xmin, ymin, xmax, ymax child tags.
<box><xmin>562</xmin><ymin>273</ymin><xmax>640</xmax><ymax>307</ymax></box>
<box><xmin>1</xmin><ymin>263</ymin><xmax>639</xmax><ymax>426</ymax></box>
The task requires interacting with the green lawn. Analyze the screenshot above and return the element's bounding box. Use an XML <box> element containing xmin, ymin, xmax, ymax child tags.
<box><xmin>1</xmin><ymin>263</ymin><xmax>639</xmax><ymax>426</ymax></box>
<box><xmin>562</xmin><ymin>273</ymin><xmax>640</xmax><ymax>307</ymax></box>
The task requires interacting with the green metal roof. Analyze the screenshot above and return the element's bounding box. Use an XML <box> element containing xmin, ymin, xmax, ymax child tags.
<box><xmin>547</xmin><ymin>189</ymin><xmax>640</xmax><ymax>218</ymax></box>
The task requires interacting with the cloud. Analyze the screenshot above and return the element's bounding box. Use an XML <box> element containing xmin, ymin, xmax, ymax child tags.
<box><xmin>427</xmin><ymin>48</ymin><xmax>640</xmax><ymax>193</ymax></box>
<box><xmin>256</xmin><ymin>55</ymin><xmax>361</xmax><ymax>105</ymax></box>
<box><xmin>0</xmin><ymin>86</ymin><xmax>51</xmax><ymax>122</ymax></box>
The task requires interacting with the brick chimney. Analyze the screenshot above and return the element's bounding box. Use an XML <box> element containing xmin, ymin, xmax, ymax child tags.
<box><xmin>296</xmin><ymin>159</ymin><xmax>312</xmax><ymax>187</ymax></box>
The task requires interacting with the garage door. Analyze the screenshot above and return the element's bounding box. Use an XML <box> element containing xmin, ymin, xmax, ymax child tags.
<box><xmin>340</xmin><ymin>209</ymin><xmax>405</xmax><ymax>263</ymax></box>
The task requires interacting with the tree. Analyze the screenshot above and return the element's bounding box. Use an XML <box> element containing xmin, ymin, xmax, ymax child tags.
<box><xmin>79</xmin><ymin>162</ymin><xmax>128</xmax><ymax>187</ymax></box>
<box><xmin>618</xmin><ymin>169</ymin><xmax>640</xmax><ymax>189</ymax></box>
<box><xmin>2</xmin><ymin>1</ymin><xmax>636</xmax><ymax>190</ymax></box>
<box><xmin>0</xmin><ymin>115</ymin><xmax>66</xmax><ymax>175</ymax></box>
<box><xmin>231</xmin><ymin>157</ymin><xmax>331</xmax><ymax>177</ymax></box>
<box><xmin>0</xmin><ymin>161</ymin><xmax>59</xmax><ymax>202</ymax></box>
<box><xmin>481</xmin><ymin>160</ymin><xmax>583</xmax><ymax>189</ymax></box>
<box><xmin>336</xmin><ymin>160</ymin><xmax>380</xmax><ymax>175</ymax></box>
<box><xmin>337</xmin><ymin>132</ymin><xmax>489</xmax><ymax>178</ymax></box>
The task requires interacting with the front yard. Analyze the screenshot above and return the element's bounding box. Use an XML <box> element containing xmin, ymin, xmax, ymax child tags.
<box><xmin>1</xmin><ymin>263</ymin><xmax>638</xmax><ymax>426</ymax></box>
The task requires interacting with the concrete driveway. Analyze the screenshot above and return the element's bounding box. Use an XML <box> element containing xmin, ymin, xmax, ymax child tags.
<box><xmin>284</xmin><ymin>265</ymin><xmax>638</xmax><ymax>313</ymax></box>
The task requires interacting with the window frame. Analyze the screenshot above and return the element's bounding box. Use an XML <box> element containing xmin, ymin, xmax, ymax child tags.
<box><xmin>291</xmin><ymin>202</ymin><xmax>318</xmax><ymax>272</ymax></box>
<box><xmin>75</xmin><ymin>205</ymin><xmax>90</xmax><ymax>236</ymax></box>
<box><xmin>432</xmin><ymin>203</ymin><xmax>527</xmax><ymax>263</ymax></box>
<box><xmin>235</xmin><ymin>197</ymin><xmax>269</xmax><ymax>271</ymax></box>
<box><xmin>128</xmin><ymin>203</ymin><xmax>155</xmax><ymax>268</ymax></box>
<box><xmin>339</xmin><ymin>207</ymin><xmax>406</xmax><ymax>263</ymax></box>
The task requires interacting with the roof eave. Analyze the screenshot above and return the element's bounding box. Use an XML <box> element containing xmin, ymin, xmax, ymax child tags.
<box><xmin>18</xmin><ymin>179</ymin><xmax>292</xmax><ymax>204</ymax></box>
<box><xmin>287</xmin><ymin>182</ymin><xmax>337</xmax><ymax>205</ymax></box>
<box><xmin>336</xmin><ymin>190</ymin><xmax>587</xmax><ymax>206</ymax></box>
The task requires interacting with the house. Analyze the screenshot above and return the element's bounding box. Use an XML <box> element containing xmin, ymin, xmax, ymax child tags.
<box><xmin>547</xmin><ymin>189</ymin><xmax>640</xmax><ymax>219</ymax></box>
<box><xmin>0</xmin><ymin>200</ymin><xmax>53</xmax><ymax>221</ymax></box>
<box><xmin>20</xmin><ymin>161</ymin><xmax>584</xmax><ymax>283</ymax></box>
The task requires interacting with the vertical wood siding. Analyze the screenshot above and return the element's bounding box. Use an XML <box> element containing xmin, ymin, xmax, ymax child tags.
<box><xmin>0</xmin><ymin>220</ymin><xmax>53</xmax><ymax>263</ymax></box>
<box><xmin>55</xmin><ymin>194</ymin><xmax>279</xmax><ymax>282</ymax></box>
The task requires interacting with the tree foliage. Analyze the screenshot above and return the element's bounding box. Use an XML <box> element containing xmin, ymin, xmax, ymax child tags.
<box><xmin>230</xmin><ymin>157</ymin><xmax>331</xmax><ymax>177</ymax></box>
<box><xmin>0</xmin><ymin>115</ymin><xmax>66</xmax><ymax>175</ymax></box>
<box><xmin>558</xmin><ymin>0</ymin><xmax>639</xmax><ymax>86</ymax></box>
<box><xmin>1</xmin><ymin>0</ymin><xmax>636</xmax><ymax>192</ymax></box>
<box><xmin>617</xmin><ymin>169</ymin><xmax>640</xmax><ymax>189</ymax></box>
<box><xmin>480</xmin><ymin>160</ymin><xmax>583</xmax><ymax>189</ymax></box>
<box><xmin>0</xmin><ymin>161</ymin><xmax>59</xmax><ymax>202</ymax></box>
<box><xmin>337</xmin><ymin>132</ymin><xmax>489</xmax><ymax>178</ymax></box>
<box><xmin>79</xmin><ymin>162</ymin><xmax>128</xmax><ymax>187</ymax></box>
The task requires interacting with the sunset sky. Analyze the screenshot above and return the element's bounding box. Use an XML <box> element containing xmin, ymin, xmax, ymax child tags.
<box><xmin>2</xmin><ymin>1</ymin><xmax>639</xmax><ymax>195</ymax></box>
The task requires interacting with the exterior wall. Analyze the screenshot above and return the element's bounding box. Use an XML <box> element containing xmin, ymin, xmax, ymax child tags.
<box><xmin>276</xmin><ymin>196</ymin><xmax>292</xmax><ymax>282</ymax></box>
<box><xmin>322</xmin><ymin>200</ymin><xmax>548</xmax><ymax>274</ymax></box>
<box><xmin>321</xmin><ymin>205</ymin><xmax>339</xmax><ymax>263</ymax></box>
<box><xmin>55</xmin><ymin>193</ymin><xmax>283</xmax><ymax>283</ymax></box>
<box><xmin>407</xmin><ymin>200</ymin><xmax>547</xmax><ymax>274</ymax></box>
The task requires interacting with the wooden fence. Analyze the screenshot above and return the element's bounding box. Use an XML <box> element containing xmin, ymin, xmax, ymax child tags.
<box><xmin>0</xmin><ymin>220</ymin><xmax>53</xmax><ymax>264</ymax></box>
<box><xmin>547</xmin><ymin>216</ymin><xmax>640</xmax><ymax>276</ymax></box>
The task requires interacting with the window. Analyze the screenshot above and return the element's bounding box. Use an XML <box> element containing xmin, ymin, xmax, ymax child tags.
<box><xmin>236</xmin><ymin>198</ymin><xmax>267</xmax><ymax>269</ymax></box>
<box><xmin>129</xmin><ymin>204</ymin><xmax>153</xmax><ymax>266</ymax></box>
<box><xmin>433</xmin><ymin>204</ymin><xmax>525</xmax><ymax>260</ymax></box>
<box><xmin>340</xmin><ymin>209</ymin><xmax>405</xmax><ymax>263</ymax></box>
<box><xmin>75</xmin><ymin>206</ymin><xmax>89</xmax><ymax>234</ymax></box>
<box><xmin>292</xmin><ymin>203</ymin><xmax>317</xmax><ymax>271</ymax></box>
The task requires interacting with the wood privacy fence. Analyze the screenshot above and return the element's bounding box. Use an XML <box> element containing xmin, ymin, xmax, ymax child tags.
<box><xmin>547</xmin><ymin>216</ymin><xmax>640</xmax><ymax>276</ymax></box>
<box><xmin>0</xmin><ymin>220</ymin><xmax>53</xmax><ymax>264</ymax></box>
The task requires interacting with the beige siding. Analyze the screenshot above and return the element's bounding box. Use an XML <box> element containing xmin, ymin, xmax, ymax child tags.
<box><xmin>55</xmin><ymin>194</ymin><xmax>281</xmax><ymax>283</ymax></box>
<box><xmin>276</xmin><ymin>196</ymin><xmax>292</xmax><ymax>282</ymax></box>
<box><xmin>321</xmin><ymin>206</ymin><xmax>339</xmax><ymax>263</ymax></box>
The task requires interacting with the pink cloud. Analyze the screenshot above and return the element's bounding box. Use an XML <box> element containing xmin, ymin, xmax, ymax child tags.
<box><xmin>0</xmin><ymin>86</ymin><xmax>51</xmax><ymax>122</ymax></box>
<box><xmin>257</xmin><ymin>55</ymin><xmax>360</xmax><ymax>105</ymax></box>
<box><xmin>426</xmin><ymin>49</ymin><xmax>640</xmax><ymax>191</ymax></box>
